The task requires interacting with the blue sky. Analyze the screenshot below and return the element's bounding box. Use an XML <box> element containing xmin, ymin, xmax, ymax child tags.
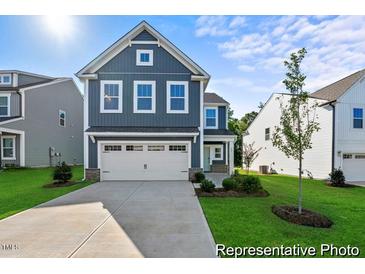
<box><xmin>1</xmin><ymin>15</ymin><xmax>365</xmax><ymax>117</ymax></box>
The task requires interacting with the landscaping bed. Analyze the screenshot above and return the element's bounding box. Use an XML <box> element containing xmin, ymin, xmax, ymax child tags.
<box><xmin>272</xmin><ymin>205</ymin><xmax>333</xmax><ymax>228</ymax></box>
<box><xmin>196</xmin><ymin>188</ymin><xmax>269</xmax><ymax>197</ymax></box>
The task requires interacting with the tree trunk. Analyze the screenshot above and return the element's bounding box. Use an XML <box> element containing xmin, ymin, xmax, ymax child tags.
<box><xmin>298</xmin><ymin>157</ymin><xmax>302</xmax><ymax>214</ymax></box>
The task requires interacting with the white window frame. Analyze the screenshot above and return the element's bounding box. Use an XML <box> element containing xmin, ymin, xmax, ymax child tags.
<box><xmin>1</xmin><ymin>135</ymin><xmax>16</xmax><ymax>160</ymax></box>
<box><xmin>204</xmin><ymin>106</ymin><xmax>218</xmax><ymax>129</ymax></box>
<box><xmin>133</xmin><ymin>80</ymin><xmax>156</xmax><ymax>113</ymax></box>
<box><xmin>352</xmin><ymin>107</ymin><xmax>363</xmax><ymax>129</ymax></box>
<box><xmin>59</xmin><ymin>109</ymin><xmax>66</xmax><ymax>127</ymax></box>
<box><xmin>0</xmin><ymin>74</ymin><xmax>12</xmax><ymax>85</ymax></box>
<box><xmin>0</xmin><ymin>93</ymin><xmax>11</xmax><ymax>117</ymax></box>
<box><xmin>136</xmin><ymin>49</ymin><xmax>153</xmax><ymax>66</ymax></box>
<box><xmin>100</xmin><ymin>80</ymin><xmax>123</xmax><ymax>113</ymax></box>
<box><xmin>166</xmin><ymin>81</ymin><xmax>189</xmax><ymax>114</ymax></box>
<box><xmin>211</xmin><ymin>144</ymin><xmax>223</xmax><ymax>161</ymax></box>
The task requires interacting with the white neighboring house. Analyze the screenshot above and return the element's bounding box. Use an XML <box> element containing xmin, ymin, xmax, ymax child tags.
<box><xmin>243</xmin><ymin>69</ymin><xmax>365</xmax><ymax>182</ymax></box>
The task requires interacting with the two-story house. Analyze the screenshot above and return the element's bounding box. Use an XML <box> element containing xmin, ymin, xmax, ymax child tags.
<box><xmin>243</xmin><ymin>69</ymin><xmax>365</xmax><ymax>182</ymax></box>
<box><xmin>0</xmin><ymin>70</ymin><xmax>83</xmax><ymax>167</ymax></box>
<box><xmin>77</xmin><ymin>21</ymin><xmax>235</xmax><ymax>181</ymax></box>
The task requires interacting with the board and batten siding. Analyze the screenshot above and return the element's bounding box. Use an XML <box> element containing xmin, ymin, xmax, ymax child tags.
<box><xmin>334</xmin><ymin>76</ymin><xmax>365</xmax><ymax>169</ymax></box>
<box><xmin>218</xmin><ymin>106</ymin><xmax>226</xmax><ymax>129</ymax></box>
<box><xmin>242</xmin><ymin>94</ymin><xmax>333</xmax><ymax>179</ymax></box>
<box><xmin>18</xmin><ymin>73</ymin><xmax>50</xmax><ymax>86</ymax></box>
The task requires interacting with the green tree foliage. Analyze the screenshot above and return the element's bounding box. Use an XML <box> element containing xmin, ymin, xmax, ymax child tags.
<box><xmin>272</xmin><ymin>48</ymin><xmax>320</xmax><ymax>214</ymax></box>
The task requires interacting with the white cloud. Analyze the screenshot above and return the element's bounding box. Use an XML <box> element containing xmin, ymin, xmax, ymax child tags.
<box><xmin>195</xmin><ymin>16</ymin><xmax>246</xmax><ymax>37</ymax></box>
<box><xmin>238</xmin><ymin>64</ymin><xmax>255</xmax><ymax>72</ymax></box>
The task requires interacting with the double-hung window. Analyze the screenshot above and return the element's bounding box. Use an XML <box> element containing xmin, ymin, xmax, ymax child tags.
<box><xmin>0</xmin><ymin>74</ymin><xmax>11</xmax><ymax>85</ymax></box>
<box><xmin>0</xmin><ymin>94</ymin><xmax>10</xmax><ymax>117</ymax></box>
<box><xmin>166</xmin><ymin>81</ymin><xmax>189</xmax><ymax>113</ymax></box>
<box><xmin>136</xmin><ymin>49</ymin><xmax>153</xmax><ymax>66</ymax></box>
<box><xmin>265</xmin><ymin>128</ymin><xmax>270</xmax><ymax>140</ymax></box>
<box><xmin>134</xmin><ymin>81</ymin><xmax>156</xmax><ymax>113</ymax></box>
<box><xmin>353</xmin><ymin>108</ymin><xmax>363</xmax><ymax>129</ymax></box>
<box><xmin>204</xmin><ymin>107</ymin><xmax>217</xmax><ymax>129</ymax></box>
<box><xmin>1</xmin><ymin>135</ymin><xmax>16</xmax><ymax>160</ymax></box>
<box><xmin>59</xmin><ymin>110</ymin><xmax>66</xmax><ymax>127</ymax></box>
<box><xmin>100</xmin><ymin>80</ymin><xmax>123</xmax><ymax>113</ymax></box>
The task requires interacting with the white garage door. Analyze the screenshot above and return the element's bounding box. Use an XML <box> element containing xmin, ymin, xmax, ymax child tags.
<box><xmin>100</xmin><ymin>143</ymin><xmax>189</xmax><ymax>181</ymax></box>
<box><xmin>342</xmin><ymin>153</ymin><xmax>365</xmax><ymax>182</ymax></box>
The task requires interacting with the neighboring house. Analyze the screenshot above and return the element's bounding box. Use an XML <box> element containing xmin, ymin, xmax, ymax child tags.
<box><xmin>0</xmin><ymin>70</ymin><xmax>83</xmax><ymax>167</ymax></box>
<box><xmin>77</xmin><ymin>21</ymin><xmax>235</xmax><ymax>181</ymax></box>
<box><xmin>243</xmin><ymin>69</ymin><xmax>365</xmax><ymax>182</ymax></box>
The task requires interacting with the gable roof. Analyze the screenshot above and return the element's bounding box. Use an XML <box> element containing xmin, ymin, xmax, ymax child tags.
<box><xmin>0</xmin><ymin>70</ymin><xmax>55</xmax><ymax>80</ymax></box>
<box><xmin>311</xmin><ymin>69</ymin><xmax>365</xmax><ymax>101</ymax></box>
<box><xmin>204</xmin><ymin>92</ymin><xmax>229</xmax><ymax>105</ymax></box>
<box><xmin>76</xmin><ymin>21</ymin><xmax>210</xmax><ymax>81</ymax></box>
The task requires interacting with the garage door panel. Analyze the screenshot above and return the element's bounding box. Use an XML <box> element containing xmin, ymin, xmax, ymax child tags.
<box><xmin>100</xmin><ymin>143</ymin><xmax>189</xmax><ymax>181</ymax></box>
<box><xmin>342</xmin><ymin>153</ymin><xmax>365</xmax><ymax>182</ymax></box>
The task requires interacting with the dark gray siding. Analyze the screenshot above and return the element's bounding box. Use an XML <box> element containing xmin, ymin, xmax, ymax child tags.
<box><xmin>18</xmin><ymin>74</ymin><xmax>50</xmax><ymax>86</ymax></box>
<box><xmin>98</xmin><ymin>44</ymin><xmax>191</xmax><ymax>74</ymax></box>
<box><xmin>132</xmin><ymin>30</ymin><xmax>157</xmax><ymax>41</ymax></box>
<box><xmin>10</xmin><ymin>92</ymin><xmax>21</xmax><ymax>116</ymax></box>
<box><xmin>88</xmin><ymin>136</ymin><xmax>200</xmax><ymax>168</ymax></box>
<box><xmin>218</xmin><ymin>106</ymin><xmax>226</xmax><ymax>129</ymax></box>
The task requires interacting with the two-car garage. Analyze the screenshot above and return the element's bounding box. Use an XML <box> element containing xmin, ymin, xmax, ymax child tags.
<box><xmin>99</xmin><ymin>141</ymin><xmax>191</xmax><ymax>181</ymax></box>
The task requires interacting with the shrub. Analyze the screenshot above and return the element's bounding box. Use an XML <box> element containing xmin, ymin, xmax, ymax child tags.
<box><xmin>53</xmin><ymin>162</ymin><xmax>72</xmax><ymax>183</ymax></box>
<box><xmin>194</xmin><ymin>171</ymin><xmax>205</xmax><ymax>183</ymax></box>
<box><xmin>240</xmin><ymin>175</ymin><xmax>262</xmax><ymax>193</ymax></box>
<box><xmin>329</xmin><ymin>168</ymin><xmax>345</xmax><ymax>187</ymax></box>
<box><xmin>200</xmin><ymin>179</ymin><xmax>216</xmax><ymax>193</ymax></box>
<box><xmin>234</xmin><ymin>169</ymin><xmax>240</xmax><ymax>176</ymax></box>
<box><xmin>222</xmin><ymin>178</ymin><xmax>238</xmax><ymax>191</ymax></box>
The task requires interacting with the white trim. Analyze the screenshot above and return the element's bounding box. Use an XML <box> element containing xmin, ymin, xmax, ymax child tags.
<box><xmin>21</xmin><ymin>78</ymin><xmax>71</xmax><ymax>92</ymax></box>
<box><xmin>13</xmin><ymin>73</ymin><xmax>18</xmax><ymax>87</ymax></box>
<box><xmin>204</xmin><ymin>135</ymin><xmax>236</xmax><ymax>142</ymax></box>
<box><xmin>133</xmin><ymin>80</ymin><xmax>156</xmax><ymax>113</ymax></box>
<box><xmin>100</xmin><ymin>80</ymin><xmax>123</xmax><ymax>113</ymax></box>
<box><xmin>0</xmin><ymin>93</ymin><xmax>11</xmax><ymax>117</ymax></box>
<box><xmin>136</xmin><ymin>49</ymin><xmax>153</xmax><ymax>66</ymax></box>
<box><xmin>83</xmin><ymin>79</ymin><xmax>89</xmax><ymax>174</ymax></box>
<box><xmin>0</xmin><ymin>74</ymin><xmax>12</xmax><ymax>85</ymax></box>
<box><xmin>58</xmin><ymin>109</ymin><xmax>66</xmax><ymax>127</ymax></box>
<box><xmin>97</xmin><ymin>140</ymin><xmax>192</xmax><ymax>181</ymax></box>
<box><xmin>0</xmin><ymin>117</ymin><xmax>24</xmax><ymax>126</ymax></box>
<box><xmin>78</xmin><ymin>74</ymin><xmax>98</xmax><ymax>80</ymax></box>
<box><xmin>0</xmin><ymin>127</ymin><xmax>25</xmax><ymax>166</ymax></box>
<box><xmin>86</xmin><ymin>131</ymin><xmax>199</xmax><ymax>137</ymax></box>
<box><xmin>1</xmin><ymin>135</ymin><xmax>16</xmax><ymax>160</ymax></box>
<box><xmin>229</xmin><ymin>140</ymin><xmax>234</xmax><ymax>175</ymax></box>
<box><xmin>166</xmin><ymin>81</ymin><xmax>189</xmax><ymax>114</ymax></box>
<box><xmin>204</xmin><ymin>102</ymin><xmax>229</xmax><ymax>107</ymax></box>
<box><xmin>204</xmin><ymin>106</ymin><xmax>218</xmax><ymax>129</ymax></box>
<box><xmin>225</xmin><ymin>141</ymin><xmax>228</xmax><ymax>165</ymax></box>
<box><xmin>130</xmin><ymin>40</ymin><xmax>159</xmax><ymax>45</ymax></box>
<box><xmin>76</xmin><ymin>22</ymin><xmax>210</xmax><ymax>80</ymax></box>
<box><xmin>200</xmin><ymin>81</ymin><xmax>204</xmax><ymax>169</ymax></box>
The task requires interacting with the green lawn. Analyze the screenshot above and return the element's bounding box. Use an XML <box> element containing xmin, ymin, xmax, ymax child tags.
<box><xmin>199</xmin><ymin>170</ymin><xmax>365</xmax><ymax>258</ymax></box>
<box><xmin>0</xmin><ymin>166</ymin><xmax>93</xmax><ymax>220</ymax></box>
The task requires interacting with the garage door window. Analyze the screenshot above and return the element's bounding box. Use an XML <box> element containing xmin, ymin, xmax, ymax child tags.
<box><xmin>104</xmin><ymin>145</ymin><xmax>122</xmax><ymax>152</ymax></box>
<box><xmin>355</xmin><ymin>154</ymin><xmax>365</xmax><ymax>159</ymax></box>
<box><xmin>343</xmin><ymin>154</ymin><xmax>352</xmax><ymax>159</ymax></box>
<box><xmin>148</xmin><ymin>145</ymin><xmax>165</xmax><ymax>151</ymax></box>
<box><xmin>126</xmin><ymin>145</ymin><xmax>143</xmax><ymax>151</ymax></box>
<box><xmin>169</xmin><ymin>145</ymin><xmax>186</xmax><ymax>151</ymax></box>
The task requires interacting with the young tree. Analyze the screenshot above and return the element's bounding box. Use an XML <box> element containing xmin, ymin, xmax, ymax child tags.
<box><xmin>272</xmin><ymin>48</ymin><xmax>320</xmax><ymax>214</ymax></box>
<box><xmin>242</xmin><ymin>142</ymin><xmax>262</xmax><ymax>174</ymax></box>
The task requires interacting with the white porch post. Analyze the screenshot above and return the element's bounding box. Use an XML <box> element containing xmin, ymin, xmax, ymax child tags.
<box><xmin>229</xmin><ymin>140</ymin><xmax>234</xmax><ymax>175</ymax></box>
<box><xmin>19</xmin><ymin>132</ymin><xmax>25</xmax><ymax>167</ymax></box>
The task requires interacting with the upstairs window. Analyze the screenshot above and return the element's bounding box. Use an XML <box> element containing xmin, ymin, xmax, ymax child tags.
<box><xmin>353</xmin><ymin>108</ymin><xmax>363</xmax><ymax>129</ymax></box>
<box><xmin>167</xmin><ymin>81</ymin><xmax>189</xmax><ymax>113</ymax></box>
<box><xmin>136</xmin><ymin>49</ymin><xmax>153</xmax><ymax>66</ymax></box>
<box><xmin>0</xmin><ymin>74</ymin><xmax>11</xmax><ymax>85</ymax></box>
<box><xmin>59</xmin><ymin>110</ymin><xmax>66</xmax><ymax>127</ymax></box>
<box><xmin>265</xmin><ymin>128</ymin><xmax>270</xmax><ymax>140</ymax></box>
<box><xmin>1</xmin><ymin>136</ymin><xmax>15</xmax><ymax>160</ymax></box>
<box><xmin>0</xmin><ymin>94</ymin><xmax>10</xmax><ymax>117</ymax></box>
<box><xmin>134</xmin><ymin>81</ymin><xmax>156</xmax><ymax>113</ymax></box>
<box><xmin>204</xmin><ymin>107</ymin><xmax>217</xmax><ymax>129</ymax></box>
<box><xmin>100</xmin><ymin>80</ymin><xmax>123</xmax><ymax>113</ymax></box>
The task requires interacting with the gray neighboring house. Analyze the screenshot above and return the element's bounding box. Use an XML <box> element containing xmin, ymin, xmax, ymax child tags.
<box><xmin>0</xmin><ymin>70</ymin><xmax>83</xmax><ymax>167</ymax></box>
<box><xmin>77</xmin><ymin>21</ymin><xmax>235</xmax><ymax>181</ymax></box>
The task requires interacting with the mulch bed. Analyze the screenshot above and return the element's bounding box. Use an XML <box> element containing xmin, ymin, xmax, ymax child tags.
<box><xmin>272</xmin><ymin>205</ymin><xmax>333</xmax><ymax>228</ymax></box>
<box><xmin>43</xmin><ymin>181</ymin><xmax>81</xmax><ymax>188</ymax></box>
<box><xmin>324</xmin><ymin>180</ymin><xmax>359</xmax><ymax>188</ymax></box>
<box><xmin>195</xmin><ymin>188</ymin><xmax>269</xmax><ymax>197</ymax></box>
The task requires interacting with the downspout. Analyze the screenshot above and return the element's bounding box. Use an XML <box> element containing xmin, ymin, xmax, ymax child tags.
<box><xmin>329</xmin><ymin>102</ymin><xmax>335</xmax><ymax>172</ymax></box>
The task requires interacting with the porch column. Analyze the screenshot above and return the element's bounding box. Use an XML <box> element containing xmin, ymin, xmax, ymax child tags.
<box><xmin>229</xmin><ymin>140</ymin><xmax>234</xmax><ymax>175</ymax></box>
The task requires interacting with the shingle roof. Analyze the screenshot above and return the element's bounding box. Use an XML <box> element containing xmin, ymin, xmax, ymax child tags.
<box><xmin>311</xmin><ymin>69</ymin><xmax>365</xmax><ymax>101</ymax></box>
<box><xmin>86</xmin><ymin>127</ymin><xmax>199</xmax><ymax>133</ymax></box>
<box><xmin>204</xmin><ymin>92</ymin><xmax>229</xmax><ymax>105</ymax></box>
<box><xmin>204</xmin><ymin>129</ymin><xmax>235</xmax><ymax>136</ymax></box>
<box><xmin>0</xmin><ymin>79</ymin><xmax>54</xmax><ymax>91</ymax></box>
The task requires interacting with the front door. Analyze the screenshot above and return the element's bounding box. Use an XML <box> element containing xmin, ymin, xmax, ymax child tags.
<box><xmin>204</xmin><ymin>146</ymin><xmax>211</xmax><ymax>172</ymax></box>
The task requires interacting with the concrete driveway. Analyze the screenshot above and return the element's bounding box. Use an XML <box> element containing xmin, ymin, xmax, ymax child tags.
<box><xmin>0</xmin><ymin>181</ymin><xmax>216</xmax><ymax>258</ymax></box>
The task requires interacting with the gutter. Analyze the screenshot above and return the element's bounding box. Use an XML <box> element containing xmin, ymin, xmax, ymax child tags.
<box><xmin>329</xmin><ymin>102</ymin><xmax>336</xmax><ymax>172</ymax></box>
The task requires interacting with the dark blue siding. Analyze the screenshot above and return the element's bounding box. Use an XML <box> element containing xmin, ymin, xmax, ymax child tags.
<box><xmin>132</xmin><ymin>30</ymin><xmax>157</xmax><ymax>41</ymax></box>
<box><xmin>218</xmin><ymin>106</ymin><xmax>226</xmax><ymax>129</ymax></box>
